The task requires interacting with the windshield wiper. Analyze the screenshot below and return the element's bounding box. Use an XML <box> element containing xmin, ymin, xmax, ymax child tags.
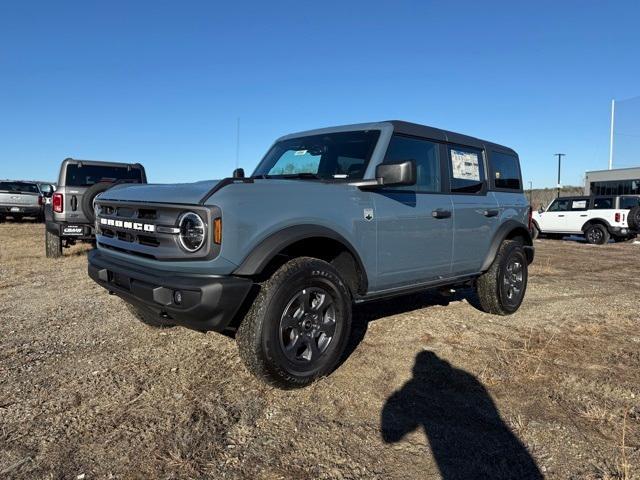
<box><xmin>278</xmin><ymin>173</ymin><xmax>320</xmax><ymax>179</ymax></box>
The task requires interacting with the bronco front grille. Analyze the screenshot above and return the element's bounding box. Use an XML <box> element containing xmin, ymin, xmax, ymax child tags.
<box><xmin>94</xmin><ymin>200</ymin><xmax>220</xmax><ymax>261</ymax></box>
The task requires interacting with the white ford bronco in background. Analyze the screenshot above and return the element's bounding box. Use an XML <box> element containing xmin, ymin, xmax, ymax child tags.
<box><xmin>532</xmin><ymin>195</ymin><xmax>640</xmax><ymax>244</ymax></box>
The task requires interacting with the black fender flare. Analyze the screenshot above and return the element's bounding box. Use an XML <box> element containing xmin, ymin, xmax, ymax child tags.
<box><xmin>480</xmin><ymin>220</ymin><xmax>534</xmax><ymax>272</ymax></box>
<box><xmin>581</xmin><ymin>218</ymin><xmax>611</xmax><ymax>233</ymax></box>
<box><xmin>233</xmin><ymin>225</ymin><xmax>369</xmax><ymax>293</ymax></box>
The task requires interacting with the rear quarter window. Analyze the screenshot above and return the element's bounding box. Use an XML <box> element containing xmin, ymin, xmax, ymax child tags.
<box><xmin>490</xmin><ymin>151</ymin><xmax>521</xmax><ymax>190</ymax></box>
<box><xmin>593</xmin><ymin>197</ymin><xmax>613</xmax><ymax>209</ymax></box>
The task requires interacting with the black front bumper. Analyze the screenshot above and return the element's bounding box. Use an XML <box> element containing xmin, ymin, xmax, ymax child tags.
<box><xmin>88</xmin><ymin>250</ymin><xmax>253</xmax><ymax>332</ymax></box>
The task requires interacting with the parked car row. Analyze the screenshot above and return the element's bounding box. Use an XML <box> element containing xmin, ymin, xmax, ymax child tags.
<box><xmin>6</xmin><ymin>120</ymin><xmax>638</xmax><ymax>389</ymax></box>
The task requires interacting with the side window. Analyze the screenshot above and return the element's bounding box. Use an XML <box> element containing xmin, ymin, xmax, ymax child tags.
<box><xmin>570</xmin><ymin>199</ymin><xmax>588</xmax><ymax>211</ymax></box>
<box><xmin>490</xmin><ymin>151</ymin><xmax>521</xmax><ymax>190</ymax></box>
<box><xmin>593</xmin><ymin>197</ymin><xmax>613</xmax><ymax>209</ymax></box>
<box><xmin>448</xmin><ymin>146</ymin><xmax>485</xmax><ymax>194</ymax></box>
<box><xmin>620</xmin><ymin>197</ymin><xmax>640</xmax><ymax>209</ymax></box>
<box><xmin>383</xmin><ymin>135</ymin><xmax>440</xmax><ymax>192</ymax></box>
<box><xmin>548</xmin><ymin>199</ymin><xmax>570</xmax><ymax>212</ymax></box>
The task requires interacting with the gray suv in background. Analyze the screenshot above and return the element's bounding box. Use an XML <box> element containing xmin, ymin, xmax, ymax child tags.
<box><xmin>88</xmin><ymin>121</ymin><xmax>534</xmax><ymax>388</ymax></box>
<box><xmin>0</xmin><ymin>180</ymin><xmax>46</xmax><ymax>222</ymax></box>
<box><xmin>45</xmin><ymin>158</ymin><xmax>146</xmax><ymax>257</ymax></box>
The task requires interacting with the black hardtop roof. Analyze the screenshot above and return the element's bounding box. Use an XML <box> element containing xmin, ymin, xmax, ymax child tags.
<box><xmin>386</xmin><ymin>120</ymin><xmax>517</xmax><ymax>156</ymax></box>
<box><xmin>61</xmin><ymin>157</ymin><xmax>144</xmax><ymax>169</ymax></box>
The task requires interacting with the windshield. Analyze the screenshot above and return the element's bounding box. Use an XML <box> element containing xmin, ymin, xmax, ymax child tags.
<box><xmin>253</xmin><ymin>130</ymin><xmax>380</xmax><ymax>180</ymax></box>
<box><xmin>65</xmin><ymin>164</ymin><xmax>143</xmax><ymax>187</ymax></box>
<box><xmin>0</xmin><ymin>181</ymin><xmax>40</xmax><ymax>193</ymax></box>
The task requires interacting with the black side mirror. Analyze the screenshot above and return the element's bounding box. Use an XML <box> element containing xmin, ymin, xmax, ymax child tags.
<box><xmin>375</xmin><ymin>160</ymin><xmax>416</xmax><ymax>187</ymax></box>
<box><xmin>232</xmin><ymin>168</ymin><xmax>245</xmax><ymax>179</ymax></box>
<box><xmin>538</xmin><ymin>207</ymin><xmax>544</xmax><ymax>214</ymax></box>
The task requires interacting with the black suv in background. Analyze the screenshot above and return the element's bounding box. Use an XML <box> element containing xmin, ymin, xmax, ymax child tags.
<box><xmin>45</xmin><ymin>158</ymin><xmax>147</xmax><ymax>257</ymax></box>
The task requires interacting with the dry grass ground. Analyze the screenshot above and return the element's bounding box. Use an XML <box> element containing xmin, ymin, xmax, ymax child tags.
<box><xmin>0</xmin><ymin>223</ymin><xmax>639</xmax><ymax>479</ymax></box>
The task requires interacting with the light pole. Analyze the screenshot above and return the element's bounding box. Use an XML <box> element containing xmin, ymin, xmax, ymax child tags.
<box><xmin>555</xmin><ymin>153</ymin><xmax>565</xmax><ymax>198</ymax></box>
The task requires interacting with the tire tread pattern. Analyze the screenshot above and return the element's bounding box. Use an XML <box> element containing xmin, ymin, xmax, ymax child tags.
<box><xmin>236</xmin><ymin>257</ymin><xmax>350</xmax><ymax>389</ymax></box>
<box><xmin>475</xmin><ymin>240</ymin><xmax>526</xmax><ymax>316</ymax></box>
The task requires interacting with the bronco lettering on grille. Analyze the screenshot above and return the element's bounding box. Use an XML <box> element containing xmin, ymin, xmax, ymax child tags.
<box><xmin>99</xmin><ymin>217</ymin><xmax>155</xmax><ymax>232</ymax></box>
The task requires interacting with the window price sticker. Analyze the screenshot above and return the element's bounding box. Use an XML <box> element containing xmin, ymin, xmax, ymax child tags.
<box><xmin>451</xmin><ymin>149</ymin><xmax>480</xmax><ymax>181</ymax></box>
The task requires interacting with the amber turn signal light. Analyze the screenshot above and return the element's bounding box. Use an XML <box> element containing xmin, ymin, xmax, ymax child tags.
<box><xmin>213</xmin><ymin>217</ymin><xmax>222</xmax><ymax>245</ymax></box>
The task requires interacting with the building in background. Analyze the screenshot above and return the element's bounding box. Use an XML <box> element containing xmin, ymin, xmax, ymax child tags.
<box><xmin>584</xmin><ymin>167</ymin><xmax>640</xmax><ymax>195</ymax></box>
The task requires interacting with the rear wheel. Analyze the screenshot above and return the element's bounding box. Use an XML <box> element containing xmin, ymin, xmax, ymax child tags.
<box><xmin>475</xmin><ymin>240</ymin><xmax>528</xmax><ymax>315</ymax></box>
<box><xmin>585</xmin><ymin>224</ymin><xmax>609</xmax><ymax>245</ymax></box>
<box><xmin>45</xmin><ymin>230</ymin><xmax>62</xmax><ymax>258</ymax></box>
<box><xmin>237</xmin><ymin>257</ymin><xmax>352</xmax><ymax>389</ymax></box>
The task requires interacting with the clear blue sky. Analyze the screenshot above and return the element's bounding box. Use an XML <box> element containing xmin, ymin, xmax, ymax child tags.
<box><xmin>1</xmin><ymin>0</ymin><xmax>639</xmax><ymax>187</ymax></box>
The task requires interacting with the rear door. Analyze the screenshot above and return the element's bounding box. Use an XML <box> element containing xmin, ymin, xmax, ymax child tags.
<box><xmin>372</xmin><ymin>135</ymin><xmax>453</xmax><ymax>290</ymax></box>
<box><xmin>448</xmin><ymin>145</ymin><xmax>500</xmax><ymax>275</ymax></box>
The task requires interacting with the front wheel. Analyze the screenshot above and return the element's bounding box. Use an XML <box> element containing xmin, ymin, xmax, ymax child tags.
<box><xmin>475</xmin><ymin>240</ymin><xmax>528</xmax><ymax>315</ymax></box>
<box><xmin>236</xmin><ymin>257</ymin><xmax>352</xmax><ymax>389</ymax></box>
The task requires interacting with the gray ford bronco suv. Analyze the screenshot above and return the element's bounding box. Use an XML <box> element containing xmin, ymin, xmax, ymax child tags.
<box><xmin>88</xmin><ymin>121</ymin><xmax>534</xmax><ymax>388</ymax></box>
<box><xmin>45</xmin><ymin>158</ymin><xmax>147</xmax><ymax>257</ymax></box>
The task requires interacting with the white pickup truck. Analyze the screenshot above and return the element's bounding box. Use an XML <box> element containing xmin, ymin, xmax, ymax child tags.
<box><xmin>532</xmin><ymin>195</ymin><xmax>640</xmax><ymax>244</ymax></box>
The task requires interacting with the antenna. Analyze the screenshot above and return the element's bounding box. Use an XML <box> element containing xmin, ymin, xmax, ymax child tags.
<box><xmin>235</xmin><ymin>117</ymin><xmax>240</xmax><ymax>170</ymax></box>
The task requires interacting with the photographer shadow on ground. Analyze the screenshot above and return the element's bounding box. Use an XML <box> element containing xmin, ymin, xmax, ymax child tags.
<box><xmin>381</xmin><ymin>351</ymin><xmax>543</xmax><ymax>480</ymax></box>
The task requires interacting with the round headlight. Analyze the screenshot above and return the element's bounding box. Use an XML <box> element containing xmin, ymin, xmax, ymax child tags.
<box><xmin>178</xmin><ymin>212</ymin><xmax>206</xmax><ymax>252</ymax></box>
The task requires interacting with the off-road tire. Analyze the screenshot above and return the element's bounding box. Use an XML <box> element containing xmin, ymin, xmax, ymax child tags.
<box><xmin>628</xmin><ymin>206</ymin><xmax>640</xmax><ymax>231</ymax></box>
<box><xmin>124</xmin><ymin>303</ymin><xmax>174</xmax><ymax>328</ymax></box>
<box><xmin>236</xmin><ymin>257</ymin><xmax>352</xmax><ymax>389</ymax></box>
<box><xmin>585</xmin><ymin>224</ymin><xmax>609</xmax><ymax>245</ymax></box>
<box><xmin>45</xmin><ymin>230</ymin><xmax>63</xmax><ymax>258</ymax></box>
<box><xmin>475</xmin><ymin>240</ymin><xmax>528</xmax><ymax>315</ymax></box>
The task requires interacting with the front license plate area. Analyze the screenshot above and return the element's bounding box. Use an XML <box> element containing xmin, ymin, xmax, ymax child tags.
<box><xmin>10</xmin><ymin>207</ymin><xmax>21</xmax><ymax>212</ymax></box>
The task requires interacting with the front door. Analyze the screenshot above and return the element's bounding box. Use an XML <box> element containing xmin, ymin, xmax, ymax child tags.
<box><xmin>539</xmin><ymin>198</ymin><xmax>571</xmax><ymax>232</ymax></box>
<box><xmin>372</xmin><ymin>135</ymin><xmax>453</xmax><ymax>291</ymax></box>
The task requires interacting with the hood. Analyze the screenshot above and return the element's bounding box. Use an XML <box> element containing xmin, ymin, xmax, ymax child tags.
<box><xmin>98</xmin><ymin>180</ymin><xmax>222</xmax><ymax>205</ymax></box>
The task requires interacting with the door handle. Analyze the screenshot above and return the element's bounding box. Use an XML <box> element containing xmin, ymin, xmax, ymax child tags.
<box><xmin>71</xmin><ymin>195</ymin><xmax>78</xmax><ymax>211</ymax></box>
<box><xmin>482</xmin><ymin>209</ymin><xmax>500</xmax><ymax>217</ymax></box>
<box><xmin>580</xmin><ymin>214</ymin><xmax>588</xmax><ymax>217</ymax></box>
<box><xmin>558</xmin><ymin>214</ymin><xmax>565</xmax><ymax>217</ymax></box>
<box><xmin>432</xmin><ymin>209</ymin><xmax>451</xmax><ymax>219</ymax></box>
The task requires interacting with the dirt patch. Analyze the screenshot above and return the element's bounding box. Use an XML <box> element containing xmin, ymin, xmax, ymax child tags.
<box><xmin>1</xmin><ymin>224</ymin><xmax>639</xmax><ymax>479</ymax></box>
